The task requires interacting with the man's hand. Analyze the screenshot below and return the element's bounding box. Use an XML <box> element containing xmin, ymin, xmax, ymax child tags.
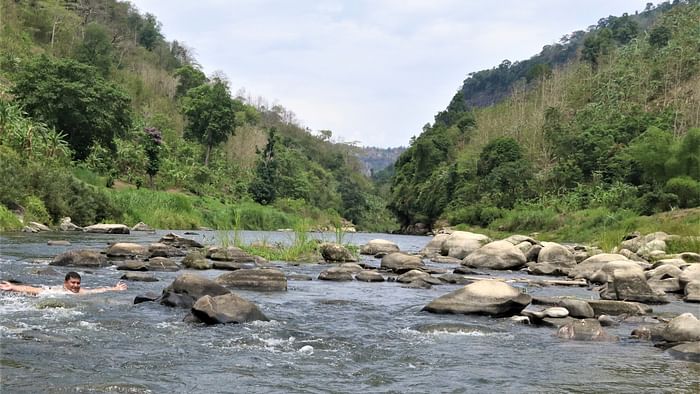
<box><xmin>114</xmin><ymin>281</ymin><xmax>127</xmax><ymax>291</ymax></box>
<box><xmin>0</xmin><ymin>281</ymin><xmax>16</xmax><ymax>291</ymax></box>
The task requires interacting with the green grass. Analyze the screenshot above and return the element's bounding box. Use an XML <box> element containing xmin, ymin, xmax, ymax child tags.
<box><xmin>0</xmin><ymin>204</ymin><xmax>22</xmax><ymax>231</ymax></box>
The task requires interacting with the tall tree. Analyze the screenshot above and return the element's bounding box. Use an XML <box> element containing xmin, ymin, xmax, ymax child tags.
<box><xmin>11</xmin><ymin>55</ymin><xmax>131</xmax><ymax>160</ymax></box>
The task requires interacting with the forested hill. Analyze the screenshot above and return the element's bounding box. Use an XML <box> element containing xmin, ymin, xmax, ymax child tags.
<box><xmin>0</xmin><ymin>0</ymin><xmax>396</xmax><ymax>231</ymax></box>
<box><xmin>389</xmin><ymin>0</ymin><xmax>700</xmax><ymax>234</ymax></box>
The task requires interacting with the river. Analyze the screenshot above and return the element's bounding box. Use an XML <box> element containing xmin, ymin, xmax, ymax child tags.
<box><xmin>1</xmin><ymin>230</ymin><xmax>698</xmax><ymax>393</ymax></box>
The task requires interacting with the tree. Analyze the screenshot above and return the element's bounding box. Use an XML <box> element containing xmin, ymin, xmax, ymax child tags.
<box><xmin>11</xmin><ymin>55</ymin><xmax>132</xmax><ymax>160</ymax></box>
<box><xmin>74</xmin><ymin>23</ymin><xmax>113</xmax><ymax>76</ymax></box>
<box><xmin>143</xmin><ymin>126</ymin><xmax>162</xmax><ymax>188</ymax></box>
<box><xmin>249</xmin><ymin>128</ymin><xmax>279</xmax><ymax>205</ymax></box>
<box><xmin>174</xmin><ymin>65</ymin><xmax>207</xmax><ymax>98</ymax></box>
<box><xmin>182</xmin><ymin>77</ymin><xmax>257</xmax><ymax>165</ymax></box>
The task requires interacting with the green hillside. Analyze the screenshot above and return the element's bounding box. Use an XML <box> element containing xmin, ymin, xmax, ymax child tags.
<box><xmin>0</xmin><ymin>0</ymin><xmax>396</xmax><ymax>231</ymax></box>
<box><xmin>388</xmin><ymin>1</ymin><xmax>700</xmax><ymax>240</ymax></box>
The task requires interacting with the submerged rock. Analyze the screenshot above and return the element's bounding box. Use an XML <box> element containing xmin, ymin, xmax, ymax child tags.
<box><xmin>190</xmin><ymin>293</ymin><xmax>269</xmax><ymax>325</ymax></box>
<box><xmin>667</xmin><ymin>342</ymin><xmax>700</xmax><ymax>362</ymax></box>
<box><xmin>50</xmin><ymin>250</ymin><xmax>108</xmax><ymax>268</ymax></box>
<box><xmin>557</xmin><ymin>319</ymin><xmax>616</xmax><ymax>341</ymax></box>
<box><xmin>216</xmin><ymin>268</ymin><xmax>287</xmax><ymax>291</ymax></box>
<box><xmin>160</xmin><ymin>273</ymin><xmax>230</xmax><ymax>308</ymax></box>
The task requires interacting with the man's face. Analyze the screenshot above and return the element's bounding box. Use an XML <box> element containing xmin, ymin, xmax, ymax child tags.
<box><xmin>64</xmin><ymin>278</ymin><xmax>81</xmax><ymax>293</ymax></box>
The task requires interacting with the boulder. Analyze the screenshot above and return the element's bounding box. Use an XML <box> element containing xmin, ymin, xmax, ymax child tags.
<box><xmin>679</xmin><ymin>252</ymin><xmax>700</xmax><ymax>264</ymax></box>
<box><xmin>47</xmin><ymin>240</ymin><xmax>71</xmax><ymax>246</ymax></box>
<box><xmin>354</xmin><ymin>270</ymin><xmax>385</xmax><ymax>282</ymax></box>
<box><xmin>216</xmin><ymin>268</ymin><xmax>287</xmax><ymax>291</ymax></box>
<box><xmin>685</xmin><ymin>280</ymin><xmax>700</xmax><ymax>303</ymax></box>
<box><xmin>59</xmin><ymin>217</ymin><xmax>82</xmax><ymax>231</ymax></box>
<box><xmin>597</xmin><ymin>261</ymin><xmax>668</xmax><ymax>304</ymax></box>
<box><xmin>537</xmin><ymin>242</ymin><xmax>576</xmax><ymax>267</ymax></box>
<box><xmin>527</xmin><ymin>262</ymin><xmax>570</xmax><ymax>276</ymax></box>
<box><xmin>568</xmin><ymin>254</ymin><xmax>629</xmax><ymax>280</ymax></box>
<box><xmin>159</xmin><ymin>233</ymin><xmax>203</xmax><ymax>249</ymax></box>
<box><xmin>587</xmin><ymin>300</ymin><xmax>651</xmax><ymax>316</ymax></box>
<box><xmin>319</xmin><ymin>243</ymin><xmax>357</xmax><ymax>262</ymax></box>
<box><xmin>149</xmin><ymin>243</ymin><xmax>186</xmax><ymax>258</ymax></box>
<box><xmin>28</xmin><ymin>222</ymin><xmax>51</xmax><ymax>232</ymax></box>
<box><xmin>648</xmin><ymin>278</ymin><xmax>682</xmax><ymax>294</ymax></box>
<box><xmin>380</xmin><ymin>253</ymin><xmax>425</xmax><ymax>274</ymax></box>
<box><xmin>181</xmin><ymin>251</ymin><xmax>211</xmax><ymax>270</ymax></box>
<box><xmin>105</xmin><ymin>242</ymin><xmax>149</xmax><ymax>258</ymax></box>
<box><xmin>441</xmin><ymin>231</ymin><xmax>491</xmax><ymax>259</ymax></box>
<box><xmin>160</xmin><ymin>273</ymin><xmax>230</xmax><ymax>308</ymax></box>
<box><xmin>438</xmin><ymin>273</ymin><xmax>473</xmax><ymax>285</ymax></box>
<box><xmin>462</xmin><ymin>240</ymin><xmax>527</xmax><ymax>270</ymax></box>
<box><xmin>120</xmin><ymin>272</ymin><xmax>158</xmax><ymax>282</ymax></box>
<box><xmin>360</xmin><ymin>239</ymin><xmax>400</xmax><ymax>255</ymax></box>
<box><xmin>430</xmin><ymin>256</ymin><xmax>463</xmax><ymax>264</ymax></box>
<box><xmin>680</xmin><ymin>264</ymin><xmax>700</xmax><ymax>288</ymax></box>
<box><xmin>557</xmin><ymin>298</ymin><xmax>595</xmax><ymax>318</ymax></box>
<box><xmin>213</xmin><ymin>261</ymin><xmax>257</xmax><ymax>270</ymax></box>
<box><xmin>318</xmin><ymin>267</ymin><xmax>354</xmax><ymax>281</ymax></box>
<box><xmin>422</xmin><ymin>280</ymin><xmax>531</xmax><ymax>317</ymax></box>
<box><xmin>50</xmin><ymin>250</ymin><xmax>108</xmax><ymax>268</ymax></box>
<box><xmin>420</xmin><ymin>233</ymin><xmax>450</xmax><ymax>258</ymax></box>
<box><xmin>556</xmin><ymin>319</ymin><xmax>616</xmax><ymax>341</ymax></box>
<box><xmin>131</xmin><ymin>222</ymin><xmax>154</xmax><ymax>231</ymax></box>
<box><xmin>133</xmin><ymin>292</ymin><xmax>160</xmax><ymax>304</ymax></box>
<box><xmin>83</xmin><ymin>224</ymin><xmax>130</xmax><ymax>234</ymax></box>
<box><xmin>525</xmin><ymin>244</ymin><xmax>543</xmax><ymax>263</ymax></box>
<box><xmin>397</xmin><ymin>270</ymin><xmax>442</xmax><ymax>285</ymax></box>
<box><xmin>502</xmin><ymin>234</ymin><xmax>539</xmax><ymax>245</ymax></box>
<box><xmin>191</xmin><ymin>293</ymin><xmax>269</xmax><ymax>324</ymax></box>
<box><xmin>645</xmin><ymin>264</ymin><xmax>683</xmax><ymax>281</ymax></box>
<box><xmin>145</xmin><ymin>257</ymin><xmax>180</xmax><ymax>272</ymax></box>
<box><xmin>667</xmin><ymin>342</ymin><xmax>700</xmax><ymax>362</ymax></box>
<box><xmin>206</xmin><ymin>246</ymin><xmax>257</xmax><ymax>263</ymax></box>
<box><xmin>662</xmin><ymin>313</ymin><xmax>700</xmax><ymax>343</ymax></box>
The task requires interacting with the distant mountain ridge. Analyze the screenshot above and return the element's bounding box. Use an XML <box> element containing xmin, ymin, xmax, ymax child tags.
<box><xmin>355</xmin><ymin>146</ymin><xmax>406</xmax><ymax>176</ymax></box>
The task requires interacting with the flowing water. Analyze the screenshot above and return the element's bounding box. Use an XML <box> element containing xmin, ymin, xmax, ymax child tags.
<box><xmin>1</xmin><ymin>230</ymin><xmax>698</xmax><ymax>393</ymax></box>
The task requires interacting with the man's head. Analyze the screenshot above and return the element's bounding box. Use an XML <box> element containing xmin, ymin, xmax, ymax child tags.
<box><xmin>63</xmin><ymin>272</ymin><xmax>81</xmax><ymax>293</ymax></box>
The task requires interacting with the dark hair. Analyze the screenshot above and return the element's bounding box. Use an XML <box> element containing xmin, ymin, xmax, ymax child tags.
<box><xmin>65</xmin><ymin>272</ymin><xmax>81</xmax><ymax>281</ymax></box>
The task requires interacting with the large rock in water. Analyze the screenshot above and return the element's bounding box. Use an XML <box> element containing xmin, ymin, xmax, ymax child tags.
<box><xmin>105</xmin><ymin>242</ymin><xmax>149</xmax><ymax>258</ymax></box>
<box><xmin>83</xmin><ymin>223</ymin><xmax>130</xmax><ymax>234</ymax></box>
<box><xmin>360</xmin><ymin>239</ymin><xmax>400</xmax><ymax>255</ymax></box>
<box><xmin>667</xmin><ymin>342</ymin><xmax>700</xmax><ymax>362</ymax></box>
<box><xmin>191</xmin><ymin>293</ymin><xmax>269</xmax><ymax>325</ymax></box>
<box><xmin>537</xmin><ymin>242</ymin><xmax>576</xmax><ymax>267</ymax></box>
<box><xmin>420</xmin><ymin>233</ymin><xmax>450</xmax><ymax>258</ymax></box>
<box><xmin>380</xmin><ymin>253</ymin><xmax>424</xmax><ymax>274</ymax></box>
<box><xmin>568</xmin><ymin>254</ymin><xmax>629</xmax><ymax>280</ymax></box>
<box><xmin>661</xmin><ymin>313</ymin><xmax>700</xmax><ymax>343</ymax></box>
<box><xmin>159</xmin><ymin>233</ymin><xmax>203</xmax><ymax>249</ymax></box>
<box><xmin>597</xmin><ymin>261</ymin><xmax>668</xmax><ymax>304</ymax></box>
<box><xmin>215</xmin><ymin>268</ymin><xmax>287</xmax><ymax>291</ymax></box>
<box><xmin>556</xmin><ymin>319</ymin><xmax>616</xmax><ymax>341</ymax></box>
<box><xmin>160</xmin><ymin>273</ymin><xmax>230</xmax><ymax>308</ymax></box>
<box><xmin>441</xmin><ymin>231</ymin><xmax>491</xmax><ymax>259</ymax></box>
<box><xmin>462</xmin><ymin>240</ymin><xmax>527</xmax><ymax>270</ymax></box>
<box><xmin>319</xmin><ymin>243</ymin><xmax>357</xmax><ymax>262</ymax></box>
<box><xmin>423</xmin><ymin>280</ymin><xmax>531</xmax><ymax>317</ymax></box>
<box><xmin>50</xmin><ymin>250</ymin><xmax>108</xmax><ymax>267</ymax></box>
<box><xmin>206</xmin><ymin>246</ymin><xmax>257</xmax><ymax>263</ymax></box>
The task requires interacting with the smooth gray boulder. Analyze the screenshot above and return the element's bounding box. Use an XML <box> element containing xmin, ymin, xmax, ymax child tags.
<box><xmin>120</xmin><ymin>272</ymin><xmax>158</xmax><ymax>282</ymax></box>
<box><xmin>206</xmin><ymin>246</ymin><xmax>257</xmax><ymax>263</ymax></box>
<box><xmin>318</xmin><ymin>267</ymin><xmax>354</xmax><ymax>281</ymax></box>
<box><xmin>587</xmin><ymin>300</ymin><xmax>651</xmax><ymax>316</ymax></box>
<box><xmin>131</xmin><ymin>222</ymin><xmax>154</xmax><ymax>231</ymax></box>
<box><xmin>558</xmin><ymin>298</ymin><xmax>595</xmax><ymax>318</ymax></box>
<box><xmin>568</xmin><ymin>253</ymin><xmax>629</xmax><ymax>280</ymax></box>
<box><xmin>441</xmin><ymin>231</ymin><xmax>491</xmax><ymax>259</ymax></box>
<box><xmin>159</xmin><ymin>233</ymin><xmax>203</xmax><ymax>249</ymax></box>
<box><xmin>84</xmin><ymin>224</ymin><xmax>130</xmax><ymax>234</ymax></box>
<box><xmin>685</xmin><ymin>280</ymin><xmax>700</xmax><ymax>302</ymax></box>
<box><xmin>360</xmin><ymin>239</ymin><xmax>400</xmax><ymax>255</ymax></box>
<box><xmin>667</xmin><ymin>342</ymin><xmax>700</xmax><ymax>362</ymax></box>
<box><xmin>105</xmin><ymin>242</ymin><xmax>149</xmax><ymax>258</ymax></box>
<box><xmin>680</xmin><ymin>264</ymin><xmax>700</xmax><ymax>288</ymax></box>
<box><xmin>191</xmin><ymin>293</ymin><xmax>269</xmax><ymax>324</ymax></box>
<box><xmin>462</xmin><ymin>240</ymin><xmax>527</xmax><ymax>270</ymax></box>
<box><xmin>160</xmin><ymin>273</ymin><xmax>230</xmax><ymax>308</ymax></box>
<box><xmin>597</xmin><ymin>261</ymin><xmax>668</xmax><ymax>304</ymax></box>
<box><xmin>380</xmin><ymin>253</ymin><xmax>425</xmax><ymax>274</ymax></box>
<box><xmin>662</xmin><ymin>313</ymin><xmax>700</xmax><ymax>343</ymax></box>
<box><xmin>355</xmin><ymin>270</ymin><xmax>385</xmax><ymax>282</ymax></box>
<box><xmin>537</xmin><ymin>242</ymin><xmax>576</xmax><ymax>267</ymax></box>
<box><xmin>50</xmin><ymin>250</ymin><xmax>108</xmax><ymax>268</ymax></box>
<box><xmin>423</xmin><ymin>280</ymin><xmax>531</xmax><ymax>317</ymax></box>
<box><xmin>420</xmin><ymin>233</ymin><xmax>450</xmax><ymax>258</ymax></box>
<box><xmin>149</xmin><ymin>243</ymin><xmax>186</xmax><ymax>258</ymax></box>
<box><xmin>216</xmin><ymin>268</ymin><xmax>287</xmax><ymax>291</ymax></box>
<box><xmin>556</xmin><ymin>319</ymin><xmax>616</xmax><ymax>341</ymax></box>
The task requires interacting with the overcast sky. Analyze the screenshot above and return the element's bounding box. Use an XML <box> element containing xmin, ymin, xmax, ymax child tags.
<box><xmin>130</xmin><ymin>0</ymin><xmax>651</xmax><ymax>148</ymax></box>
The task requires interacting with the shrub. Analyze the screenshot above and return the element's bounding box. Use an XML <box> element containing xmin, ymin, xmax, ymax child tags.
<box><xmin>22</xmin><ymin>195</ymin><xmax>51</xmax><ymax>225</ymax></box>
<box><xmin>0</xmin><ymin>204</ymin><xmax>22</xmax><ymax>231</ymax></box>
<box><xmin>664</xmin><ymin>176</ymin><xmax>700</xmax><ymax>208</ymax></box>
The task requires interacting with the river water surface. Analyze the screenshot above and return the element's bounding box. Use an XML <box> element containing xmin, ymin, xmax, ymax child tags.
<box><xmin>1</xmin><ymin>230</ymin><xmax>698</xmax><ymax>393</ymax></box>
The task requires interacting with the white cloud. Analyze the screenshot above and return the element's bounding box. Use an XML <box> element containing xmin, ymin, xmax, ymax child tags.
<box><xmin>130</xmin><ymin>0</ymin><xmax>650</xmax><ymax>147</ymax></box>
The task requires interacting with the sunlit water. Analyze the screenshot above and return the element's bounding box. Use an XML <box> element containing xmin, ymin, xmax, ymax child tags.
<box><xmin>1</xmin><ymin>230</ymin><xmax>698</xmax><ymax>393</ymax></box>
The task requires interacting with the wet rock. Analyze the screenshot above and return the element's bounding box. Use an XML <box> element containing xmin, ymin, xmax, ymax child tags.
<box><xmin>587</xmin><ymin>300</ymin><xmax>651</xmax><ymax>316</ymax></box>
<box><xmin>149</xmin><ymin>243</ymin><xmax>186</xmax><ymax>258</ymax></box>
<box><xmin>412</xmin><ymin>322</ymin><xmax>498</xmax><ymax>334</ymax></box>
<box><xmin>557</xmin><ymin>298</ymin><xmax>595</xmax><ymax>318</ymax></box>
<box><xmin>441</xmin><ymin>231</ymin><xmax>491</xmax><ymax>259</ymax></box>
<box><xmin>557</xmin><ymin>319</ymin><xmax>616</xmax><ymax>341</ymax></box>
<box><xmin>206</xmin><ymin>246</ymin><xmax>257</xmax><ymax>263</ymax></box>
<box><xmin>105</xmin><ymin>242</ymin><xmax>149</xmax><ymax>258</ymax></box>
<box><xmin>685</xmin><ymin>280</ymin><xmax>700</xmax><ymax>303</ymax></box>
<box><xmin>59</xmin><ymin>217</ymin><xmax>82</xmax><ymax>232</ymax></box>
<box><xmin>354</xmin><ymin>270</ymin><xmax>385</xmax><ymax>282</ymax></box>
<box><xmin>430</xmin><ymin>255</ymin><xmax>463</xmax><ymax>264</ymax></box>
<box><xmin>320</xmin><ymin>243</ymin><xmax>357</xmax><ymax>262</ymax></box>
<box><xmin>597</xmin><ymin>262</ymin><xmax>668</xmax><ymax>304</ymax></box>
<box><xmin>161</xmin><ymin>273</ymin><xmax>230</xmax><ymax>308</ymax></box>
<box><xmin>397</xmin><ymin>269</ymin><xmax>430</xmax><ymax>284</ymax></box>
<box><xmin>134</xmin><ymin>292</ymin><xmax>160</xmax><ymax>304</ymax></box>
<box><xmin>452</xmin><ymin>266</ymin><xmax>484</xmax><ymax>275</ymax></box>
<box><xmin>131</xmin><ymin>222</ymin><xmax>154</xmax><ymax>231</ymax></box>
<box><xmin>318</xmin><ymin>267</ymin><xmax>354</xmax><ymax>281</ymax></box>
<box><xmin>597</xmin><ymin>315</ymin><xmax>620</xmax><ymax>327</ymax></box>
<box><xmin>462</xmin><ymin>240</ymin><xmax>527</xmax><ymax>270</ymax></box>
<box><xmin>120</xmin><ymin>272</ymin><xmax>158</xmax><ymax>282</ymax></box>
<box><xmin>423</xmin><ymin>280</ymin><xmax>532</xmax><ymax>317</ymax></box>
<box><xmin>667</xmin><ymin>342</ymin><xmax>700</xmax><ymax>362</ymax></box>
<box><xmin>159</xmin><ymin>233</ymin><xmax>203</xmax><ymax>249</ymax></box>
<box><xmin>527</xmin><ymin>262</ymin><xmax>570</xmax><ymax>276</ymax></box>
<box><xmin>216</xmin><ymin>268</ymin><xmax>287</xmax><ymax>291</ymax></box>
<box><xmin>380</xmin><ymin>253</ymin><xmax>425</xmax><ymax>274</ymax></box>
<box><xmin>360</xmin><ymin>239</ymin><xmax>400</xmax><ymax>255</ymax></box>
<box><xmin>36</xmin><ymin>299</ymin><xmax>76</xmax><ymax>309</ymax></box>
<box><xmin>287</xmin><ymin>274</ymin><xmax>313</xmax><ymax>281</ymax></box>
<box><xmin>115</xmin><ymin>260</ymin><xmax>148</xmax><ymax>271</ymax></box>
<box><xmin>420</xmin><ymin>233</ymin><xmax>450</xmax><ymax>258</ymax></box>
<box><xmin>541</xmin><ymin>316</ymin><xmax>577</xmax><ymax>328</ymax></box>
<box><xmin>662</xmin><ymin>313</ymin><xmax>700</xmax><ymax>343</ymax></box>
<box><xmin>190</xmin><ymin>293</ymin><xmax>269</xmax><ymax>325</ymax></box>
<box><xmin>525</xmin><ymin>244</ymin><xmax>543</xmax><ymax>263</ymax></box>
<box><xmin>19</xmin><ymin>329</ymin><xmax>76</xmax><ymax>344</ymax></box>
<box><xmin>522</xmin><ymin>306</ymin><xmax>569</xmax><ymax>319</ymax></box>
<box><xmin>47</xmin><ymin>240</ymin><xmax>70</xmax><ymax>246</ymax></box>
<box><xmin>33</xmin><ymin>267</ymin><xmax>62</xmax><ymax>276</ymax></box>
<box><xmin>212</xmin><ymin>261</ymin><xmax>256</xmax><ymax>270</ymax></box>
<box><xmin>631</xmin><ymin>324</ymin><xmax>666</xmax><ymax>341</ymax></box>
<box><xmin>145</xmin><ymin>257</ymin><xmax>180</xmax><ymax>272</ymax></box>
<box><xmin>27</xmin><ymin>222</ymin><xmax>51</xmax><ymax>232</ymax></box>
<box><xmin>50</xmin><ymin>250</ymin><xmax>108</xmax><ymax>268</ymax></box>
<box><xmin>438</xmin><ymin>273</ymin><xmax>472</xmax><ymax>285</ymax></box>
<box><xmin>402</xmin><ymin>279</ymin><xmax>433</xmax><ymax>289</ymax></box>
<box><xmin>84</xmin><ymin>223</ymin><xmax>130</xmax><ymax>234</ymax></box>
<box><xmin>568</xmin><ymin>253</ymin><xmax>628</xmax><ymax>280</ymax></box>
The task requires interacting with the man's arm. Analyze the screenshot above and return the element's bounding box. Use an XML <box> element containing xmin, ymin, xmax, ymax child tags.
<box><xmin>0</xmin><ymin>281</ymin><xmax>44</xmax><ymax>295</ymax></box>
<box><xmin>81</xmin><ymin>281</ymin><xmax>128</xmax><ymax>294</ymax></box>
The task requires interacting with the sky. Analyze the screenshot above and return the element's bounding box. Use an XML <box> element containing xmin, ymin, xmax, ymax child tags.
<box><xmin>130</xmin><ymin>0</ymin><xmax>651</xmax><ymax>148</ymax></box>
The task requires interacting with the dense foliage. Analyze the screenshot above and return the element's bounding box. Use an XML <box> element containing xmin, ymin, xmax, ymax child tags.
<box><xmin>389</xmin><ymin>0</ymin><xmax>700</xmax><ymax>232</ymax></box>
<box><xmin>0</xmin><ymin>0</ymin><xmax>395</xmax><ymax>231</ymax></box>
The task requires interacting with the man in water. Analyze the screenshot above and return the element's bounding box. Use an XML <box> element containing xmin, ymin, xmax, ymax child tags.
<box><xmin>0</xmin><ymin>271</ymin><xmax>127</xmax><ymax>295</ymax></box>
